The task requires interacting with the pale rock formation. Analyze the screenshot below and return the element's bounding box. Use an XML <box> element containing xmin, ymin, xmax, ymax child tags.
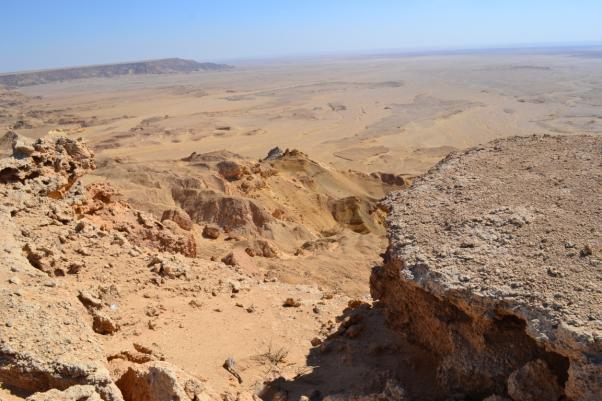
<box><xmin>372</xmin><ymin>135</ymin><xmax>602</xmax><ymax>401</ymax></box>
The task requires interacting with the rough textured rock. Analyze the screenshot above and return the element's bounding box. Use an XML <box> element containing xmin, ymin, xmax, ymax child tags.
<box><xmin>0</xmin><ymin>134</ymin><xmax>94</xmax><ymax>198</ymax></box>
<box><xmin>217</xmin><ymin>160</ymin><xmax>245</xmax><ymax>181</ymax></box>
<box><xmin>371</xmin><ymin>172</ymin><xmax>411</xmax><ymax>188</ymax></box>
<box><xmin>148</xmin><ymin>253</ymin><xmax>188</xmax><ymax>279</ymax></box>
<box><xmin>202</xmin><ymin>224</ymin><xmax>221</xmax><ymax>239</ymax></box>
<box><xmin>0</xmin><ymin>130</ymin><xmax>19</xmax><ymax>157</ymax></box>
<box><xmin>0</xmin><ymin>287</ymin><xmax>123</xmax><ymax>401</ymax></box>
<box><xmin>0</xmin><ymin>136</ymin><xmax>123</xmax><ymax>401</ymax></box>
<box><xmin>245</xmin><ymin>239</ymin><xmax>279</xmax><ymax>258</ymax></box>
<box><xmin>115</xmin><ymin>361</ymin><xmax>219</xmax><ymax>401</ymax></box>
<box><xmin>26</xmin><ymin>385</ymin><xmax>103</xmax><ymax>401</ymax></box>
<box><xmin>264</xmin><ymin>146</ymin><xmax>284</xmax><ymax>161</ymax></box>
<box><xmin>174</xmin><ymin>190</ymin><xmax>276</xmax><ymax>238</ymax></box>
<box><xmin>372</xmin><ymin>135</ymin><xmax>601</xmax><ymax>401</ymax></box>
<box><xmin>161</xmin><ymin>208</ymin><xmax>194</xmax><ymax>231</ymax></box>
<box><xmin>507</xmin><ymin>359</ymin><xmax>563</xmax><ymax>401</ymax></box>
<box><xmin>80</xmin><ymin>183</ymin><xmax>197</xmax><ymax>257</ymax></box>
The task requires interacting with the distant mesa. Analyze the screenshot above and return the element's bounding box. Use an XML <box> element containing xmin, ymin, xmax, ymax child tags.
<box><xmin>0</xmin><ymin>58</ymin><xmax>233</xmax><ymax>88</ymax></box>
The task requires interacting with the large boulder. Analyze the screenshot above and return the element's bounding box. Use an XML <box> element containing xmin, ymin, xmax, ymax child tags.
<box><xmin>161</xmin><ymin>208</ymin><xmax>194</xmax><ymax>231</ymax></box>
<box><xmin>217</xmin><ymin>160</ymin><xmax>244</xmax><ymax>181</ymax></box>
<box><xmin>371</xmin><ymin>135</ymin><xmax>602</xmax><ymax>401</ymax></box>
<box><xmin>115</xmin><ymin>361</ymin><xmax>219</xmax><ymax>401</ymax></box>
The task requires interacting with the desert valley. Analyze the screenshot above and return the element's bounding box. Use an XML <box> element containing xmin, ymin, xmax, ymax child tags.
<box><xmin>0</xmin><ymin>49</ymin><xmax>600</xmax><ymax>401</ymax></box>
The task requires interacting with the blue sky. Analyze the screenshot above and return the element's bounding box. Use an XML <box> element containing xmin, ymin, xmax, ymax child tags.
<box><xmin>2</xmin><ymin>1</ymin><xmax>601</xmax><ymax>72</ymax></box>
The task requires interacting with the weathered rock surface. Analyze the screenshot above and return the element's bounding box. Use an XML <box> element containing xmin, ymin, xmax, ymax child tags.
<box><xmin>26</xmin><ymin>385</ymin><xmax>103</xmax><ymax>401</ymax></box>
<box><xmin>372</xmin><ymin>135</ymin><xmax>601</xmax><ymax>401</ymax></box>
<box><xmin>202</xmin><ymin>224</ymin><xmax>221</xmax><ymax>239</ymax></box>
<box><xmin>217</xmin><ymin>160</ymin><xmax>245</xmax><ymax>181</ymax></box>
<box><xmin>0</xmin><ymin>287</ymin><xmax>122</xmax><ymax>401</ymax></box>
<box><xmin>507</xmin><ymin>359</ymin><xmax>563</xmax><ymax>401</ymax></box>
<box><xmin>161</xmin><ymin>208</ymin><xmax>194</xmax><ymax>231</ymax></box>
<box><xmin>0</xmin><ymin>133</ymin><xmax>94</xmax><ymax>198</ymax></box>
<box><xmin>115</xmin><ymin>361</ymin><xmax>219</xmax><ymax>401</ymax></box>
<box><xmin>81</xmin><ymin>183</ymin><xmax>197</xmax><ymax>257</ymax></box>
<box><xmin>0</xmin><ymin>136</ymin><xmax>123</xmax><ymax>400</ymax></box>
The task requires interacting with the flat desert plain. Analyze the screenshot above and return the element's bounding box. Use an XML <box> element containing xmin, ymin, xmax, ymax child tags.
<box><xmin>9</xmin><ymin>50</ymin><xmax>602</xmax><ymax>176</ymax></box>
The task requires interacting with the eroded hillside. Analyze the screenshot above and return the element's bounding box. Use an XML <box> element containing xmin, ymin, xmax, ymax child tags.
<box><xmin>0</xmin><ymin>134</ymin><xmax>406</xmax><ymax>401</ymax></box>
<box><xmin>0</xmin><ymin>132</ymin><xmax>600</xmax><ymax>401</ymax></box>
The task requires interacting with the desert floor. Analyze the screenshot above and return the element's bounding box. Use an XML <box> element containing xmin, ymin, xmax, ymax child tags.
<box><xmin>11</xmin><ymin>51</ymin><xmax>602</xmax><ymax>176</ymax></box>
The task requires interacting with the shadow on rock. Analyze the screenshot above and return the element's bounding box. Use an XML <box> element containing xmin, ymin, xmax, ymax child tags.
<box><xmin>259</xmin><ymin>298</ymin><xmax>437</xmax><ymax>401</ymax></box>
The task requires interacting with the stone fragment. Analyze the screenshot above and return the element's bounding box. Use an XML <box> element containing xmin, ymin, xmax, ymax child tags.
<box><xmin>116</xmin><ymin>361</ymin><xmax>219</xmax><ymax>401</ymax></box>
<box><xmin>203</xmin><ymin>224</ymin><xmax>221</xmax><ymax>239</ymax></box>
<box><xmin>161</xmin><ymin>209</ymin><xmax>194</xmax><ymax>231</ymax></box>
<box><xmin>217</xmin><ymin>160</ymin><xmax>244</xmax><ymax>181</ymax></box>
<box><xmin>283</xmin><ymin>298</ymin><xmax>301</xmax><ymax>307</ymax></box>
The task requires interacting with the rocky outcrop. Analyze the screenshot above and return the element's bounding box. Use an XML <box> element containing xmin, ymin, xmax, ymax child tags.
<box><xmin>371</xmin><ymin>135</ymin><xmax>601</xmax><ymax>401</ymax></box>
<box><xmin>115</xmin><ymin>361</ymin><xmax>219</xmax><ymax>401</ymax></box>
<box><xmin>161</xmin><ymin>208</ymin><xmax>194</xmax><ymax>231</ymax></box>
<box><xmin>0</xmin><ymin>133</ymin><xmax>94</xmax><ymax>198</ymax></box>
<box><xmin>0</xmin><ymin>287</ymin><xmax>123</xmax><ymax>401</ymax></box>
<box><xmin>27</xmin><ymin>385</ymin><xmax>103</xmax><ymax>401</ymax></box>
<box><xmin>264</xmin><ymin>147</ymin><xmax>284</xmax><ymax>161</ymax></box>
<box><xmin>81</xmin><ymin>183</ymin><xmax>197</xmax><ymax>257</ymax></box>
<box><xmin>202</xmin><ymin>224</ymin><xmax>221</xmax><ymax>239</ymax></box>
<box><xmin>173</xmin><ymin>188</ymin><xmax>278</xmax><ymax>237</ymax></box>
<box><xmin>330</xmin><ymin>196</ymin><xmax>385</xmax><ymax>234</ymax></box>
<box><xmin>217</xmin><ymin>160</ymin><xmax>246</xmax><ymax>181</ymax></box>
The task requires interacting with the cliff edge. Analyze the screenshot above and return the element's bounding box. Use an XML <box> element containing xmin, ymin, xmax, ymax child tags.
<box><xmin>371</xmin><ymin>135</ymin><xmax>601</xmax><ymax>401</ymax></box>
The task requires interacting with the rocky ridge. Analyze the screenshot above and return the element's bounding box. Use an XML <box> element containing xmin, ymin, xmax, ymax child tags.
<box><xmin>0</xmin><ymin>58</ymin><xmax>232</xmax><ymax>88</ymax></box>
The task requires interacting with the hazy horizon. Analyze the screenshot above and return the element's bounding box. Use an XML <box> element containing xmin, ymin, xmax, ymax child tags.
<box><xmin>2</xmin><ymin>0</ymin><xmax>602</xmax><ymax>73</ymax></box>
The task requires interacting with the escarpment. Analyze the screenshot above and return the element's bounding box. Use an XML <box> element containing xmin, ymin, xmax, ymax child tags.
<box><xmin>371</xmin><ymin>135</ymin><xmax>601</xmax><ymax>401</ymax></box>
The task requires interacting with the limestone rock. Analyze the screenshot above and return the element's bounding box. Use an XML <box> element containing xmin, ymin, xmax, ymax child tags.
<box><xmin>245</xmin><ymin>239</ymin><xmax>279</xmax><ymax>258</ymax></box>
<box><xmin>161</xmin><ymin>208</ymin><xmax>194</xmax><ymax>231</ymax></box>
<box><xmin>115</xmin><ymin>361</ymin><xmax>219</xmax><ymax>401</ymax></box>
<box><xmin>0</xmin><ymin>287</ymin><xmax>123</xmax><ymax>401</ymax></box>
<box><xmin>202</xmin><ymin>224</ymin><xmax>221</xmax><ymax>239</ymax></box>
<box><xmin>27</xmin><ymin>385</ymin><xmax>103</xmax><ymax>401</ymax></box>
<box><xmin>79</xmin><ymin>183</ymin><xmax>197</xmax><ymax>257</ymax></box>
<box><xmin>148</xmin><ymin>253</ymin><xmax>188</xmax><ymax>279</ymax></box>
<box><xmin>0</xmin><ymin>135</ymin><xmax>95</xmax><ymax>198</ymax></box>
<box><xmin>217</xmin><ymin>160</ymin><xmax>244</xmax><ymax>181</ymax></box>
<box><xmin>92</xmin><ymin>309</ymin><xmax>120</xmax><ymax>335</ymax></box>
<box><xmin>371</xmin><ymin>135</ymin><xmax>602</xmax><ymax>401</ymax></box>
